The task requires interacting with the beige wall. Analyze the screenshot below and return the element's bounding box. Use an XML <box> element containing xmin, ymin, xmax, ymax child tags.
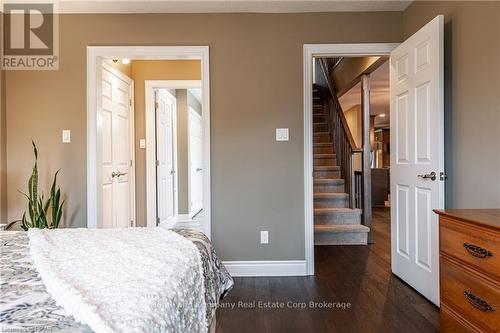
<box><xmin>403</xmin><ymin>1</ymin><xmax>500</xmax><ymax>208</ymax></box>
<box><xmin>343</xmin><ymin>105</ymin><xmax>362</xmax><ymax>171</ymax></box>
<box><xmin>333</xmin><ymin>56</ymin><xmax>382</xmax><ymax>96</ymax></box>
<box><xmin>4</xmin><ymin>12</ymin><xmax>402</xmax><ymax>260</ymax></box>
<box><xmin>0</xmin><ymin>68</ymin><xmax>5</xmax><ymax>224</ymax></box>
<box><xmin>177</xmin><ymin>90</ymin><xmax>203</xmax><ymax>215</ymax></box>
<box><xmin>176</xmin><ymin>89</ymin><xmax>190</xmax><ymax>215</ymax></box>
<box><xmin>0</xmin><ymin>12</ymin><xmax>6</xmax><ymax>224</ymax></box>
<box><xmin>130</xmin><ymin>60</ymin><xmax>201</xmax><ymax>224</ymax></box>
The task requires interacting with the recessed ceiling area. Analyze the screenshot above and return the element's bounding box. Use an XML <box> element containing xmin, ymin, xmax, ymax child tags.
<box><xmin>338</xmin><ymin>59</ymin><xmax>389</xmax><ymax>128</ymax></box>
<box><xmin>53</xmin><ymin>0</ymin><xmax>413</xmax><ymax>14</ymax></box>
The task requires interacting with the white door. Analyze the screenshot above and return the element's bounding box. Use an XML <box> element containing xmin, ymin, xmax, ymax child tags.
<box><xmin>390</xmin><ymin>15</ymin><xmax>444</xmax><ymax>306</ymax></box>
<box><xmin>188</xmin><ymin>107</ymin><xmax>203</xmax><ymax>217</ymax></box>
<box><xmin>156</xmin><ymin>89</ymin><xmax>177</xmax><ymax>226</ymax></box>
<box><xmin>101</xmin><ymin>64</ymin><xmax>135</xmax><ymax>228</ymax></box>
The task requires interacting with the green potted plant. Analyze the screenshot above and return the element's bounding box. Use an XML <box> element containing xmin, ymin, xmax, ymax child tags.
<box><xmin>18</xmin><ymin>140</ymin><xmax>64</xmax><ymax>230</ymax></box>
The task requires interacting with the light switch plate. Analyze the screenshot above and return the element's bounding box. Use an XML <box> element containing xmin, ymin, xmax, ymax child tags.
<box><xmin>139</xmin><ymin>139</ymin><xmax>146</xmax><ymax>149</ymax></box>
<box><xmin>62</xmin><ymin>130</ymin><xmax>71</xmax><ymax>143</ymax></box>
<box><xmin>260</xmin><ymin>231</ymin><xmax>269</xmax><ymax>244</ymax></box>
<box><xmin>276</xmin><ymin>128</ymin><xmax>289</xmax><ymax>141</ymax></box>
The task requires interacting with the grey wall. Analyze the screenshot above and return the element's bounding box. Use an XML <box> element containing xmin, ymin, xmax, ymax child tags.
<box><xmin>176</xmin><ymin>90</ymin><xmax>202</xmax><ymax>214</ymax></box>
<box><xmin>4</xmin><ymin>12</ymin><xmax>402</xmax><ymax>261</ymax></box>
<box><xmin>176</xmin><ymin>89</ymin><xmax>189</xmax><ymax>214</ymax></box>
<box><xmin>403</xmin><ymin>1</ymin><xmax>500</xmax><ymax>208</ymax></box>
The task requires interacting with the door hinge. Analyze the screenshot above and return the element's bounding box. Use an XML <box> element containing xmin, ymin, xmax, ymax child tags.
<box><xmin>154</xmin><ymin>102</ymin><xmax>159</xmax><ymax>110</ymax></box>
<box><xmin>156</xmin><ymin>217</ymin><xmax>160</xmax><ymax>226</ymax></box>
<box><xmin>156</xmin><ymin>160</ymin><xmax>160</xmax><ymax>166</ymax></box>
<box><xmin>129</xmin><ymin>99</ymin><xmax>132</xmax><ymax>107</ymax></box>
<box><xmin>130</xmin><ymin>160</ymin><xmax>133</xmax><ymax>167</ymax></box>
<box><xmin>440</xmin><ymin>172</ymin><xmax>448</xmax><ymax>181</ymax></box>
<box><xmin>130</xmin><ymin>220</ymin><xmax>134</xmax><ymax>227</ymax></box>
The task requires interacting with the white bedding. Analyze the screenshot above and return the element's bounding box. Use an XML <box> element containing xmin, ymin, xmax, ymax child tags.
<box><xmin>27</xmin><ymin>227</ymin><xmax>207</xmax><ymax>333</ymax></box>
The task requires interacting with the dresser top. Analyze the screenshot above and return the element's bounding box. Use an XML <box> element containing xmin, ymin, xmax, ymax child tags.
<box><xmin>434</xmin><ymin>209</ymin><xmax>500</xmax><ymax>231</ymax></box>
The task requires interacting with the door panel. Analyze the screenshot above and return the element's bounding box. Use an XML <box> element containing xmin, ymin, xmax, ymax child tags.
<box><xmin>156</xmin><ymin>89</ymin><xmax>176</xmax><ymax>226</ymax></box>
<box><xmin>188</xmin><ymin>107</ymin><xmax>203</xmax><ymax>217</ymax></box>
<box><xmin>390</xmin><ymin>15</ymin><xmax>444</xmax><ymax>306</ymax></box>
<box><xmin>101</xmin><ymin>65</ymin><xmax>134</xmax><ymax>228</ymax></box>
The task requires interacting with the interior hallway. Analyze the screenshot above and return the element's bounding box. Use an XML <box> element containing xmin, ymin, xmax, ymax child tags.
<box><xmin>216</xmin><ymin>208</ymin><xmax>439</xmax><ymax>333</ymax></box>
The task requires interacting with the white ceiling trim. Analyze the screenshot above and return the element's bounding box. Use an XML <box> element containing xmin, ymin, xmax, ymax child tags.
<box><xmin>16</xmin><ymin>0</ymin><xmax>413</xmax><ymax>14</ymax></box>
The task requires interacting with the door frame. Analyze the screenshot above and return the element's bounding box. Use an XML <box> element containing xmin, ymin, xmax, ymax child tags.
<box><xmin>145</xmin><ymin>80</ymin><xmax>202</xmax><ymax>228</ymax></box>
<box><xmin>87</xmin><ymin>46</ymin><xmax>211</xmax><ymax>239</ymax></box>
<box><xmin>303</xmin><ymin>43</ymin><xmax>399</xmax><ymax>275</ymax></box>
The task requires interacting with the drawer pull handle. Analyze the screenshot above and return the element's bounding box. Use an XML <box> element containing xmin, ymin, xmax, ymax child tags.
<box><xmin>463</xmin><ymin>243</ymin><xmax>493</xmax><ymax>259</ymax></box>
<box><xmin>464</xmin><ymin>291</ymin><xmax>495</xmax><ymax>312</ymax></box>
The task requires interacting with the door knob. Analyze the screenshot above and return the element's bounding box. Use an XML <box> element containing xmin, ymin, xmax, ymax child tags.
<box><xmin>196</xmin><ymin>168</ymin><xmax>203</xmax><ymax>172</ymax></box>
<box><xmin>417</xmin><ymin>171</ymin><xmax>436</xmax><ymax>181</ymax></box>
<box><xmin>112</xmin><ymin>171</ymin><xmax>127</xmax><ymax>178</ymax></box>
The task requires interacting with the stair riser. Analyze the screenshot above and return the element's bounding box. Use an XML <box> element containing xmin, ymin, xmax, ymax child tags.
<box><xmin>314</xmin><ymin>231</ymin><xmax>368</xmax><ymax>245</ymax></box>
<box><xmin>313</xmin><ymin>183</ymin><xmax>344</xmax><ymax>193</ymax></box>
<box><xmin>314</xmin><ymin>197</ymin><xmax>349</xmax><ymax>208</ymax></box>
<box><xmin>314</xmin><ymin>147</ymin><xmax>334</xmax><ymax>154</ymax></box>
<box><xmin>314</xmin><ymin>213</ymin><xmax>361</xmax><ymax>225</ymax></box>
<box><xmin>313</xmin><ymin>158</ymin><xmax>337</xmax><ymax>166</ymax></box>
<box><xmin>313</xmin><ymin>123</ymin><xmax>329</xmax><ymax>132</ymax></box>
<box><xmin>313</xmin><ymin>135</ymin><xmax>331</xmax><ymax>143</ymax></box>
<box><xmin>313</xmin><ymin>170</ymin><xmax>340</xmax><ymax>179</ymax></box>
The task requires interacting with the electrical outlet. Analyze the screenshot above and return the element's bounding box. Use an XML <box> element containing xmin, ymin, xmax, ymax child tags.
<box><xmin>139</xmin><ymin>139</ymin><xmax>146</xmax><ymax>149</ymax></box>
<box><xmin>260</xmin><ymin>231</ymin><xmax>269</xmax><ymax>244</ymax></box>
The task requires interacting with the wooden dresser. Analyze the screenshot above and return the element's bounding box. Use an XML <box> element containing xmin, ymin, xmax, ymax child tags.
<box><xmin>434</xmin><ymin>210</ymin><xmax>500</xmax><ymax>333</ymax></box>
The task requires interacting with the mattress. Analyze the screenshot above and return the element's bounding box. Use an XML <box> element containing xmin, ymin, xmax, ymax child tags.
<box><xmin>0</xmin><ymin>229</ymin><xmax>233</xmax><ymax>332</ymax></box>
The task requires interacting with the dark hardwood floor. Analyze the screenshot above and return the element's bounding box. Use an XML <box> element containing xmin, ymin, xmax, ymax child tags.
<box><xmin>216</xmin><ymin>208</ymin><xmax>439</xmax><ymax>333</ymax></box>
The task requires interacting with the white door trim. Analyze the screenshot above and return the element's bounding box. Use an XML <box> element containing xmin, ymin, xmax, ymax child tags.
<box><xmin>87</xmin><ymin>46</ymin><xmax>211</xmax><ymax>239</ymax></box>
<box><xmin>145</xmin><ymin>80</ymin><xmax>202</xmax><ymax>229</ymax></box>
<box><xmin>303</xmin><ymin>43</ymin><xmax>399</xmax><ymax>275</ymax></box>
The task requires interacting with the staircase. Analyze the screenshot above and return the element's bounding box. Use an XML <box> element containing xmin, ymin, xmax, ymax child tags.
<box><xmin>313</xmin><ymin>84</ymin><xmax>369</xmax><ymax>245</ymax></box>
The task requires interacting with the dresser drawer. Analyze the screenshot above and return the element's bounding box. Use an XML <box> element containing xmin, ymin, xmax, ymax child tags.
<box><xmin>441</xmin><ymin>304</ymin><xmax>482</xmax><ymax>333</ymax></box>
<box><xmin>440</xmin><ymin>217</ymin><xmax>500</xmax><ymax>280</ymax></box>
<box><xmin>441</xmin><ymin>258</ymin><xmax>500</xmax><ymax>333</ymax></box>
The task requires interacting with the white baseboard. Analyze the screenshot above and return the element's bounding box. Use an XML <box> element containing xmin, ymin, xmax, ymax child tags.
<box><xmin>223</xmin><ymin>260</ymin><xmax>308</xmax><ymax>277</ymax></box>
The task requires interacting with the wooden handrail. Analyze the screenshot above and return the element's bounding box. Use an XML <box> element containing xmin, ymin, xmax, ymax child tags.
<box><xmin>318</xmin><ymin>59</ymin><xmax>359</xmax><ymax>151</ymax></box>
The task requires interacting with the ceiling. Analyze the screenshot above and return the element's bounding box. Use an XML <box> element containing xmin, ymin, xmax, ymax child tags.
<box><xmin>338</xmin><ymin>59</ymin><xmax>389</xmax><ymax>128</ymax></box>
<box><xmin>41</xmin><ymin>0</ymin><xmax>413</xmax><ymax>14</ymax></box>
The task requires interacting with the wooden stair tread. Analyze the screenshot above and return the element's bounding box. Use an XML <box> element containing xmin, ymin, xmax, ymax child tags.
<box><xmin>315</xmin><ymin>224</ymin><xmax>369</xmax><ymax>233</ymax></box>
<box><xmin>313</xmin><ymin>154</ymin><xmax>336</xmax><ymax>158</ymax></box>
<box><xmin>314</xmin><ymin>166</ymin><xmax>340</xmax><ymax>171</ymax></box>
<box><xmin>314</xmin><ymin>179</ymin><xmax>344</xmax><ymax>184</ymax></box>
<box><xmin>314</xmin><ymin>192</ymin><xmax>348</xmax><ymax>197</ymax></box>
<box><xmin>313</xmin><ymin>143</ymin><xmax>333</xmax><ymax>147</ymax></box>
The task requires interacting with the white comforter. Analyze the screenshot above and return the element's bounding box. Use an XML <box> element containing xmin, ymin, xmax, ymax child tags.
<box><xmin>27</xmin><ymin>227</ymin><xmax>207</xmax><ymax>333</ymax></box>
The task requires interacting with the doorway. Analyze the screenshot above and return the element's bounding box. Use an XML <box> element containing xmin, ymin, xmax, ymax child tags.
<box><xmin>303</xmin><ymin>14</ymin><xmax>444</xmax><ymax>307</ymax></box>
<box><xmin>145</xmin><ymin>80</ymin><xmax>204</xmax><ymax>229</ymax></box>
<box><xmin>87</xmin><ymin>46</ymin><xmax>211</xmax><ymax>238</ymax></box>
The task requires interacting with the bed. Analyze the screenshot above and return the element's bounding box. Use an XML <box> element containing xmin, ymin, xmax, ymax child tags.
<box><xmin>0</xmin><ymin>228</ymin><xmax>233</xmax><ymax>333</ymax></box>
